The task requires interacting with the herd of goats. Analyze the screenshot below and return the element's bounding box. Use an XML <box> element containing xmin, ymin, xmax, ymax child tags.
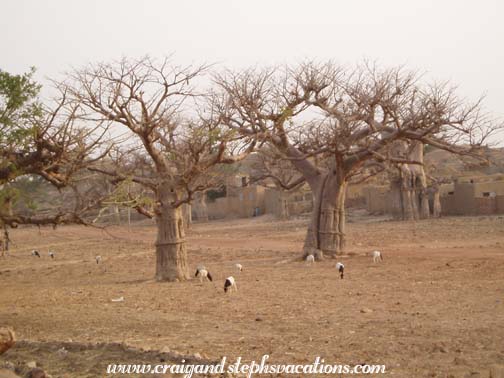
<box><xmin>29</xmin><ymin>249</ymin><xmax>385</xmax><ymax>292</ymax></box>
<box><xmin>192</xmin><ymin>250</ymin><xmax>383</xmax><ymax>291</ymax></box>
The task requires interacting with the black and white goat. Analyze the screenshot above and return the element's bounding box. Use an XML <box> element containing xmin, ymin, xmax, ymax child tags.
<box><xmin>336</xmin><ymin>262</ymin><xmax>344</xmax><ymax>279</ymax></box>
<box><xmin>31</xmin><ymin>250</ymin><xmax>41</xmax><ymax>258</ymax></box>
<box><xmin>195</xmin><ymin>266</ymin><xmax>213</xmax><ymax>282</ymax></box>
<box><xmin>224</xmin><ymin>276</ymin><xmax>237</xmax><ymax>293</ymax></box>
<box><xmin>48</xmin><ymin>251</ymin><xmax>55</xmax><ymax>259</ymax></box>
<box><xmin>372</xmin><ymin>250</ymin><xmax>383</xmax><ymax>263</ymax></box>
<box><xmin>95</xmin><ymin>255</ymin><xmax>102</xmax><ymax>264</ymax></box>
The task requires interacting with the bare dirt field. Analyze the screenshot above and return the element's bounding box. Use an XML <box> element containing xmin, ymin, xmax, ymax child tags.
<box><xmin>0</xmin><ymin>213</ymin><xmax>503</xmax><ymax>378</ymax></box>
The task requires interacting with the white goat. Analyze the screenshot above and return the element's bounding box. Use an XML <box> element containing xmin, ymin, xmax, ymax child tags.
<box><xmin>95</xmin><ymin>255</ymin><xmax>102</xmax><ymax>264</ymax></box>
<box><xmin>224</xmin><ymin>276</ymin><xmax>237</xmax><ymax>293</ymax></box>
<box><xmin>335</xmin><ymin>262</ymin><xmax>345</xmax><ymax>279</ymax></box>
<box><xmin>305</xmin><ymin>254</ymin><xmax>315</xmax><ymax>264</ymax></box>
<box><xmin>372</xmin><ymin>250</ymin><xmax>383</xmax><ymax>263</ymax></box>
<box><xmin>235</xmin><ymin>263</ymin><xmax>243</xmax><ymax>272</ymax></box>
<box><xmin>195</xmin><ymin>267</ymin><xmax>213</xmax><ymax>282</ymax></box>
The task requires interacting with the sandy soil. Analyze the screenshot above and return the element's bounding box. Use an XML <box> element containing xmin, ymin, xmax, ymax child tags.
<box><xmin>0</xmin><ymin>213</ymin><xmax>503</xmax><ymax>377</ymax></box>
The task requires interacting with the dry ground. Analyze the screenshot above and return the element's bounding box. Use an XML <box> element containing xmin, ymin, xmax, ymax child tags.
<box><xmin>0</xmin><ymin>213</ymin><xmax>503</xmax><ymax>378</ymax></box>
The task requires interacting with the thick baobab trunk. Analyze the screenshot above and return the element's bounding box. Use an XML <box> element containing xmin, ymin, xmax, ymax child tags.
<box><xmin>390</xmin><ymin>141</ymin><xmax>432</xmax><ymax>220</ymax></box>
<box><xmin>303</xmin><ymin>170</ymin><xmax>348</xmax><ymax>258</ymax></box>
<box><xmin>155</xmin><ymin>186</ymin><xmax>190</xmax><ymax>282</ymax></box>
<box><xmin>397</xmin><ymin>164</ymin><xmax>425</xmax><ymax>220</ymax></box>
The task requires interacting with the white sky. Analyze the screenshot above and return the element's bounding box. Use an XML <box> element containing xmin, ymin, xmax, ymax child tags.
<box><xmin>3</xmin><ymin>0</ymin><xmax>503</xmax><ymax>132</ymax></box>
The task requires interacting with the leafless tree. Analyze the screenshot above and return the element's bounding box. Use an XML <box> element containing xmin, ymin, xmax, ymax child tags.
<box><xmin>215</xmin><ymin>62</ymin><xmax>496</xmax><ymax>258</ymax></box>
<box><xmin>0</xmin><ymin>86</ymin><xmax>110</xmax><ymax>253</ymax></box>
<box><xmin>249</xmin><ymin>148</ymin><xmax>306</xmax><ymax>219</ymax></box>
<box><xmin>62</xmin><ymin>57</ymin><xmax>255</xmax><ymax>281</ymax></box>
<box><xmin>384</xmin><ymin>83</ymin><xmax>501</xmax><ymax>220</ymax></box>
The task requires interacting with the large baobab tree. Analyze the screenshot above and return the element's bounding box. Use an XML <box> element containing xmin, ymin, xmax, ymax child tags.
<box><xmin>64</xmin><ymin>57</ymin><xmax>254</xmax><ymax>281</ymax></box>
<box><xmin>216</xmin><ymin>62</ymin><xmax>491</xmax><ymax>258</ymax></box>
<box><xmin>0</xmin><ymin>68</ymin><xmax>109</xmax><ymax>253</ymax></box>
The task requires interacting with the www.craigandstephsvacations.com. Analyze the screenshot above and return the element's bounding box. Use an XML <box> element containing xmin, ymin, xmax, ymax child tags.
<box><xmin>106</xmin><ymin>355</ymin><xmax>386</xmax><ymax>377</ymax></box>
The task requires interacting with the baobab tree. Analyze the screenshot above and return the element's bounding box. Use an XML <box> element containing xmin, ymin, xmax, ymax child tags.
<box><xmin>385</xmin><ymin>78</ymin><xmax>501</xmax><ymax>220</ymax></box>
<box><xmin>0</xmin><ymin>68</ymin><xmax>109</xmax><ymax>253</ymax></box>
<box><xmin>388</xmin><ymin>143</ymin><xmax>496</xmax><ymax>221</ymax></box>
<box><xmin>63</xmin><ymin>57</ymin><xmax>255</xmax><ymax>281</ymax></box>
<box><xmin>216</xmin><ymin>62</ymin><xmax>492</xmax><ymax>258</ymax></box>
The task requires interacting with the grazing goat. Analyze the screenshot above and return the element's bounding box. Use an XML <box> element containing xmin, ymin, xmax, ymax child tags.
<box><xmin>372</xmin><ymin>250</ymin><xmax>383</xmax><ymax>263</ymax></box>
<box><xmin>195</xmin><ymin>267</ymin><xmax>213</xmax><ymax>282</ymax></box>
<box><xmin>95</xmin><ymin>256</ymin><xmax>102</xmax><ymax>264</ymax></box>
<box><xmin>31</xmin><ymin>250</ymin><xmax>40</xmax><ymax>258</ymax></box>
<box><xmin>305</xmin><ymin>254</ymin><xmax>315</xmax><ymax>264</ymax></box>
<box><xmin>235</xmin><ymin>263</ymin><xmax>243</xmax><ymax>272</ymax></box>
<box><xmin>224</xmin><ymin>276</ymin><xmax>237</xmax><ymax>293</ymax></box>
<box><xmin>48</xmin><ymin>251</ymin><xmax>55</xmax><ymax>259</ymax></box>
<box><xmin>336</xmin><ymin>262</ymin><xmax>345</xmax><ymax>279</ymax></box>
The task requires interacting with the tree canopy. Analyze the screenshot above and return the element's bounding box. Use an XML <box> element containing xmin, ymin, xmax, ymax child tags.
<box><xmin>0</xmin><ymin>68</ymin><xmax>109</xmax><ymax>231</ymax></box>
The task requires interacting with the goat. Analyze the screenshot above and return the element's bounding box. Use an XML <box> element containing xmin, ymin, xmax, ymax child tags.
<box><xmin>224</xmin><ymin>276</ymin><xmax>237</xmax><ymax>293</ymax></box>
<box><xmin>305</xmin><ymin>254</ymin><xmax>315</xmax><ymax>264</ymax></box>
<box><xmin>48</xmin><ymin>251</ymin><xmax>55</xmax><ymax>259</ymax></box>
<box><xmin>335</xmin><ymin>262</ymin><xmax>344</xmax><ymax>279</ymax></box>
<box><xmin>95</xmin><ymin>256</ymin><xmax>102</xmax><ymax>264</ymax></box>
<box><xmin>195</xmin><ymin>267</ymin><xmax>213</xmax><ymax>282</ymax></box>
<box><xmin>235</xmin><ymin>263</ymin><xmax>243</xmax><ymax>272</ymax></box>
<box><xmin>31</xmin><ymin>250</ymin><xmax>40</xmax><ymax>258</ymax></box>
<box><xmin>372</xmin><ymin>250</ymin><xmax>383</xmax><ymax>263</ymax></box>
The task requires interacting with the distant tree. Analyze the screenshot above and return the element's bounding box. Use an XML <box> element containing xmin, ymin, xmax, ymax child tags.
<box><xmin>0</xmin><ymin>68</ymin><xmax>109</xmax><ymax>252</ymax></box>
<box><xmin>63</xmin><ymin>57</ymin><xmax>254</xmax><ymax>281</ymax></box>
<box><xmin>1</xmin><ymin>68</ymin><xmax>42</xmax><ymax>182</ymax></box>
<box><xmin>385</xmin><ymin>82</ymin><xmax>500</xmax><ymax>220</ymax></box>
<box><xmin>216</xmin><ymin>62</ymin><xmax>496</xmax><ymax>258</ymax></box>
<box><xmin>191</xmin><ymin>191</ymin><xmax>209</xmax><ymax>222</ymax></box>
<box><xmin>249</xmin><ymin>148</ymin><xmax>306</xmax><ymax>219</ymax></box>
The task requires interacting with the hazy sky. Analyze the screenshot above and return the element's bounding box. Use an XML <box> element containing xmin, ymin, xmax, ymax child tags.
<box><xmin>2</xmin><ymin>0</ymin><xmax>503</xmax><ymax>123</ymax></box>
